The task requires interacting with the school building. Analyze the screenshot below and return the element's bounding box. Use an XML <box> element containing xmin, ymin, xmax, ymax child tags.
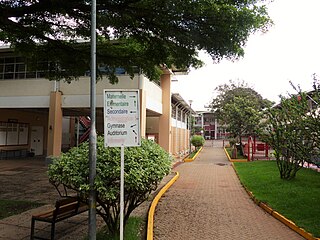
<box><xmin>0</xmin><ymin>46</ymin><xmax>195</xmax><ymax>160</ymax></box>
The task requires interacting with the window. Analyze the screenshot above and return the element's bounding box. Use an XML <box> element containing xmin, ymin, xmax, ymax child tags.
<box><xmin>0</xmin><ymin>56</ymin><xmax>49</xmax><ymax>80</ymax></box>
<box><xmin>0</xmin><ymin>55</ymin><xmax>134</xmax><ymax>80</ymax></box>
<box><xmin>0</xmin><ymin>122</ymin><xmax>29</xmax><ymax>146</ymax></box>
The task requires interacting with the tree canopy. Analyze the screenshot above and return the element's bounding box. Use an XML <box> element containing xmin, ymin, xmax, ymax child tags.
<box><xmin>0</xmin><ymin>0</ymin><xmax>271</xmax><ymax>82</ymax></box>
<box><xmin>210</xmin><ymin>80</ymin><xmax>273</xmax><ymax>143</ymax></box>
<box><xmin>262</xmin><ymin>80</ymin><xmax>320</xmax><ymax>179</ymax></box>
<box><xmin>223</xmin><ymin>96</ymin><xmax>261</xmax><ymax>141</ymax></box>
<box><xmin>211</xmin><ymin>80</ymin><xmax>274</xmax><ymax>114</ymax></box>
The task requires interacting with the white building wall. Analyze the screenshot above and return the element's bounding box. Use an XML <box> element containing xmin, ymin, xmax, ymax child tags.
<box><xmin>0</xmin><ymin>75</ymin><xmax>163</xmax><ymax>114</ymax></box>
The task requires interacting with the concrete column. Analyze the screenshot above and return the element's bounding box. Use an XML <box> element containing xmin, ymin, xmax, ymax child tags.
<box><xmin>176</xmin><ymin>105</ymin><xmax>179</xmax><ymax>155</ymax></box>
<box><xmin>47</xmin><ymin>91</ymin><xmax>63</xmax><ymax>157</ymax></box>
<box><xmin>185</xmin><ymin>112</ymin><xmax>188</xmax><ymax>151</ymax></box>
<box><xmin>140</xmin><ymin>90</ymin><xmax>147</xmax><ymax>139</ymax></box>
<box><xmin>215</xmin><ymin>118</ymin><xmax>218</xmax><ymax>139</ymax></box>
<box><xmin>158</xmin><ymin>72</ymin><xmax>172</xmax><ymax>153</ymax></box>
<box><xmin>180</xmin><ymin>108</ymin><xmax>183</xmax><ymax>153</ymax></box>
<box><xmin>201</xmin><ymin>113</ymin><xmax>204</xmax><ymax>134</ymax></box>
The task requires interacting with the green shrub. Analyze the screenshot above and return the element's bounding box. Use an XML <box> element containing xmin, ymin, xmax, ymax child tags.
<box><xmin>228</xmin><ymin>138</ymin><xmax>237</xmax><ymax>147</ymax></box>
<box><xmin>191</xmin><ymin>135</ymin><xmax>205</xmax><ymax>150</ymax></box>
<box><xmin>48</xmin><ymin>136</ymin><xmax>172</xmax><ymax>237</ymax></box>
<box><xmin>263</xmin><ymin>83</ymin><xmax>320</xmax><ymax>179</ymax></box>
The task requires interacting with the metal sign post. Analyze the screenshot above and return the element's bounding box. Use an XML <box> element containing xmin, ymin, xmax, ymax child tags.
<box><xmin>89</xmin><ymin>0</ymin><xmax>97</xmax><ymax>238</ymax></box>
<box><xmin>104</xmin><ymin>89</ymin><xmax>140</xmax><ymax>240</ymax></box>
<box><xmin>120</xmin><ymin>145</ymin><xmax>124</xmax><ymax>240</ymax></box>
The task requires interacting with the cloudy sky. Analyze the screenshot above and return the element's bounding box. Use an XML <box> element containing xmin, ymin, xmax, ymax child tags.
<box><xmin>172</xmin><ymin>0</ymin><xmax>320</xmax><ymax>111</ymax></box>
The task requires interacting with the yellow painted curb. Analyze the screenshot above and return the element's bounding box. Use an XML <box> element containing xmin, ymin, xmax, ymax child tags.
<box><xmin>231</xmin><ymin>163</ymin><xmax>319</xmax><ymax>240</ymax></box>
<box><xmin>184</xmin><ymin>147</ymin><xmax>203</xmax><ymax>162</ymax></box>
<box><xmin>224</xmin><ymin>147</ymin><xmax>247</xmax><ymax>162</ymax></box>
<box><xmin>147</xmin><ymin>172</ymin><xmax>180</xmax><ymax>240</ymax></box>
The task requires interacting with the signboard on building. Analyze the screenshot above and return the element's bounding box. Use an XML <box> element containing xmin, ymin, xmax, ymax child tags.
<box><xmin>104</xmin><ymin>89</ymin><xmax>140</xmax><ymax>147</ymax></box>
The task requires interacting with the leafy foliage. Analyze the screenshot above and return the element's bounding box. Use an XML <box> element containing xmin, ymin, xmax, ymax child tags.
<box><xmin>211</xmin><ymin>80</ymin><xmax>271</xmax><ymax>143</ymax></box>
<box><xmin>0</xmin><ymin>1</ymin><xmax>271</xmax><ymax>82</ymax></box>
<box><xmin>224</xmin><ymin>96</ymin><xmax>262</xmax><ymax>141</ymax></box>
<box><xmin>211</xmin><ymin>80</ymin><xmax>274</xmax><ymax>115</ymax></box>
<box><xmin>48</xmin><ymin>136</ymin><xmax>172</xmax><ymax>236</ymax></box>
<box><xmin>262</xmin><ymin>81</ymin><xmax>320</xmax><ymax>179</ymax></box>
<box><xmin>191</xmin><ymin>135</ymin><xmax>205</xmax><ymax>150</ymax></box>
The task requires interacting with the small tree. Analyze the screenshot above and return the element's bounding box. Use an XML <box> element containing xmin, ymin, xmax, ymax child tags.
<box><xmin>48</xmin><ymin>136</ymin><xmax>172</xmax><ymax>236</ymax></box>
<box><xmin>223</xmin><ymin>96</ymin><xmax>262</xmax><ymax>145</ymax></box>
<box><xmin>263</xmin><ymin>81</ymin><xmax>320</xmax><ymax>179</ymax></box>
<box><xmin>211</xmin><ymin>81</ymin><xmax>273</xmax><ymax>148</ymax></box>
<box><xmin>191</xmin><ymin>135</ymin><xmax>205</xmax><ymax>150</ymax></box>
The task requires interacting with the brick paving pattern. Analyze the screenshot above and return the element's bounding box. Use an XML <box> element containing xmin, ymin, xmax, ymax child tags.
<box><xmin>153</xmin><ymin>140</ymin><xmax>304</xmax><ymax>240</ymax></box>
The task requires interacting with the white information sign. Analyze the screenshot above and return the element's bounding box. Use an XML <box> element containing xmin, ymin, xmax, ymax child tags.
<box><xmin>104</xmin><ymin>89</ymin><xmax>141</xmax><ymax>147</ymax></box>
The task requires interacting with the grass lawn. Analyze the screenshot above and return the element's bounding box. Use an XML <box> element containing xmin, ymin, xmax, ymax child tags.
<box><xmin>87</xmin><ymin>216</ymin><xmax>144</xmax><ymax>240</ymax></box>
<box><xmin>188</xmin><ymin>149</ymin><xmax>198</xmax><ymax>159</ymax></box>
<box><xmin>233</xmin><ymin>161</ymin><xmax>320</xmax><ymax>237</ymax></box>
<box><xmin>0</xmin><ymin>199</ymin><xmax>43</xmax><ymax>220</ymax></box>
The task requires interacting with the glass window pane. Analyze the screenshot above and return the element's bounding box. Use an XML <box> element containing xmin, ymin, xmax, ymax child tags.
<box><xmin>4</xmin><ymin>73</ymin><xmax>14</xmax><ymax>79</ymax></box>
<box><xmin>15</xmin><ymin>57</ymin><xmax>25</xmax><ymax>63</ymax></box>
<box><xmin>5</xmin><ymin>57</ymin><xmax>15</xmax><ymax>63</ymax></box>
<box><xmin>15</xmin><ymin>73</ymin><xmax>26</xmax><ymax>79</ymax></box>
<box><xmin>36</xmin><ymin>71</ymin><xmax>45</xmax><ymax>78</ymax></box>
<box><xmin>4</xmin><ymin>64</ymin><xmax>14</xmax><ymax>72</ymax></box>
<box><xmin>16</xmin><ymin>63</ymin><xmax>26</xmax><ymax>72</ymax></box>
<box><xmin>26</xmin><ymin>72</ymin><xmax>36</xmax><ymax>78</ymax></box>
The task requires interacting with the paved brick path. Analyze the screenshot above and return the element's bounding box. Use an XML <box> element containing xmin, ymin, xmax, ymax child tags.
<box><xmin>153</xmin><ymin>140</ymin><xmax>304</xmax><ymax>240</ymax></box>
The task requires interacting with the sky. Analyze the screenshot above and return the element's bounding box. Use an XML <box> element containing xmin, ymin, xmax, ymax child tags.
<box><xmin>171</xmin><ymin>0</ymin><xmax>320</xmax><ymax>111</ymax></box>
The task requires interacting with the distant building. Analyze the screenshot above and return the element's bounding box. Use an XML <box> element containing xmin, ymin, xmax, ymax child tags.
<box><xmin>194</xmin><ymin>111</ymin><xmax>229</xmax><ymax>140</ymax></box>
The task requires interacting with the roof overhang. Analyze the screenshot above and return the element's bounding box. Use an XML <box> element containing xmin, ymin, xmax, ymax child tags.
<box><xmin>171</xmin><ymin>93</ymin><xmax>196</xmax><ymax>114</ymax></box>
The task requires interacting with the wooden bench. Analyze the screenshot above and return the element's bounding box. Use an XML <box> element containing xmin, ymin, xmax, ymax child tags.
<box><xmin>30</xmin><ymin>197</ymin><xmax>89</xmax><ymax>240</ymax></box>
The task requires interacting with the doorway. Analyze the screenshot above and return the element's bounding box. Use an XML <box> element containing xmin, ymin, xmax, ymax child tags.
<box><xmin>30</xmin><ymin>126</ymin><xmax>44</xmax><ymax>156</ymax></box>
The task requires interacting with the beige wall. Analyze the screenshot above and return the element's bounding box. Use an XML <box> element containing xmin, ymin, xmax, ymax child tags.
<box><xmin>60</xmin><ymin>76</ymin><xmax>140</xmax><ymax>95</ymax></box>
<box><xmin>0</xmin><ymin>79</ymin><xmax>53</xmax><ymax>97</ymax></box>
<box><xmin>171</xmin><ymin>126</ymin><xmax>190</xmax><ymax>157</ymax></box>
<box><xmin>172</xmin><ymin>126</ymin><xmax>177</xmax><ymax>155</ymax></box>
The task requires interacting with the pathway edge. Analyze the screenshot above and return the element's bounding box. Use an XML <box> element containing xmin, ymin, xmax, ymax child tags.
<box><xmin>184</xmin><ymin>147</ymin><xmax>203</xmax><ymax>162</ymax></box>
<box><xmin>147</xmin><ymin>171</ymin><xmax>180</xmax><ymax>240</ymax></box>
<box><xmin>223</xmin><ymin>147</ymin><xmax>247</xmax><ymax>162</ymax></box>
